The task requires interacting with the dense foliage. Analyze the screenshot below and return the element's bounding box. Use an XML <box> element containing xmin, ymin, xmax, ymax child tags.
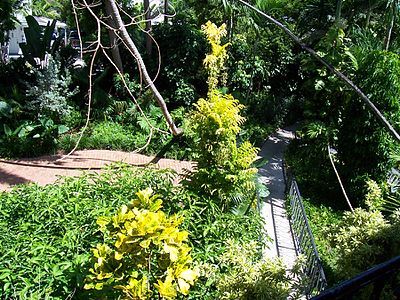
<box><xmin>0</xmin><ymin>166</ymin><xmax>179</xmax><ymax>298</ymax></box>
<box><xmin>0</xmin><ymin>164</ymin><xmax>262</xmax><ymax>298</ymax></box>
<box><xmin>3</xmin><ymin>0</ymin><xmax>400</xmax><ymax>297</ymax></box>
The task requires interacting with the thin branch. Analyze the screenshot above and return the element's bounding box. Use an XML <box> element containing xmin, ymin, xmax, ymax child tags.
<box><xmin>70</xmin><ymin>0</ymin><xmax>83</xmax><ymax>60</ymax></box>
<box><xmin>58</xmin><ymin>13</ymin><xmax>101</xmax><ymax>161</ymax></box>
<box><xmin>328</xmin><ymin>144</ymin><xmax>354</xmax><ymax>212</ymax></box>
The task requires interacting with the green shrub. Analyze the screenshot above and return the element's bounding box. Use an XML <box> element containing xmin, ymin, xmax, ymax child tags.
<box><xmin>214</xmin><ymin>241</ymin><xmax>306</xmax><ymax>300</ymax></box>
<box><xmin>325</xmin><ymin>208</ymin><xmax>400</xmax><ymax>284</ymax></box>
<box><xmin>182</xmin><ymin>197</ymin><xmax>265</xmax><ymax>299</ymax></box>
<box><xmin>302</xmin><ymin>199</ymin><xmax>342</xmax><ymax>283</ymax></box>
<box><xmin>328</xmin><ymin>209</ymin><xmax>388</xmax><ymax>280</ymax></box>
<box><xmin>0</xmin><ymin>117</ymin><xmax>69</xmax><ymax>157</ymax></box>
<box><xmin>61</xmin><ymin>108</ymin><xmax>84</xmax><ymax>129</ymax></box>
<box><xmin>25</xmin><ymin>56</ymin><xmax>77</xmax><ymax>122</ymax></box>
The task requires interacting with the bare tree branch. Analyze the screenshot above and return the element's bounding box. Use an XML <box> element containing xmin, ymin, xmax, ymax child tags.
<box><xmin>105</xmin><ymin>0</ymin><xmax>123</xmax><ymax>73</ymax></box>
<box><xmin>106</xmin><ymin>0</ymin><xmax>182</xmax><ymax>136</ymax></box>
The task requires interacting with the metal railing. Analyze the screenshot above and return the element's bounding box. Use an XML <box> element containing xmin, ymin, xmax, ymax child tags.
<box><xmin>311</xmin><ymin>255</ymin><xmax>400</xmax><ymax>299</ymax></box>
<box><xmin>285</xmin><ymin>170</ymin><xmax>328</xmax><ymax>298</ymax></box>
<box><xmin>387</xmin><ymin>168</ymin><xmax>400</xmax><ymax>193</ymax></box>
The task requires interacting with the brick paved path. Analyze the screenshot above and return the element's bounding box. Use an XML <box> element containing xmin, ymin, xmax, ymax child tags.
<box><xmin>0</xmin><ymin>150</ymin><xmax>194</xmax><ymax>191</ymax></box>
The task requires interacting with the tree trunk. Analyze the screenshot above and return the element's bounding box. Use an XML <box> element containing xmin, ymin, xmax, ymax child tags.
<box><xmin>144</xmin><ymin>0</ymin><xmax>152</xmax><ymax>56</ymax></box>
<box><xmin>105</xmin><ymin>0</ymin><xmax>182</xmax><ymax>136</ymax></box>
<box><xmin>164</xmin><ymin>0</ymin><xmax>168</xmax><ymax>23</ymax></box>
<box><xmin>335</xmin><ymin>0</ymin><xmax>343</xmax><ymax>24</ymax></box>
<box><xmin>104</xmin><ymin>0</ymin><xmax>123</xmax><ymax>73</ymax></box>
<box><xmin>385</xmin><ymin>1</ymin><xmax>396</xmax><ymax>51</ymax></box>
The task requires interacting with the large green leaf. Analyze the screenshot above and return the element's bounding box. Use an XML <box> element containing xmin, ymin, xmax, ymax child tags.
<box><xmin>57</xmin><ymin>125</ymin><xmax>69</xmax><ymax>135</ymax></box>
<box><xmin>3</xmin><ymin>124</ymin><xmax>12</xmax><ymax>136</ymax></box>
<box><xmin>43</xmin><ymin>19</ymin><xmax>56</xmax><ymax>52</ymax></box>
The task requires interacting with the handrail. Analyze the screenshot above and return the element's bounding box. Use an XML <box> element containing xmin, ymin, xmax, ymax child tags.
<box><xmin>289</xmin><ymin>179</ymin><xmax>328</xmax><ymax>297</ymax></box>
<box><xmin>284</xmin><ymin>165</ymin><xmax>328</xmax><ymax>298</ymax></box>
<box><xmin>312</xmin><ymin>255</ymin><xmax>400</xmax><ymax>299</ymax></box>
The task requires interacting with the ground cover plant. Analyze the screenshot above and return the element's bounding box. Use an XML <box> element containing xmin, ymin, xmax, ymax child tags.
<box><xmin>0</xmin><ymin>166</ymin><xmax>179</xmax><ymax>299</ymax></box>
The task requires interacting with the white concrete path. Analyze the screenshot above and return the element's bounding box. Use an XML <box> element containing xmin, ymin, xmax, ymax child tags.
<box><xmin>258</xmin><ymin>127</ymin><xmax>297</xmax><ymax>268</ymax></box>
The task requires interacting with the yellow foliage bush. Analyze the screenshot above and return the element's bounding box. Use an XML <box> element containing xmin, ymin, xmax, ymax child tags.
<box><xmin>185</xmin><ymin>21</ymin><xmax>258</xmax><ymax>207</ymax></box>
<box><xmin>84</xmin><ymin>188</ymin><xmax>199</xmax><ymax>299</ymax></box>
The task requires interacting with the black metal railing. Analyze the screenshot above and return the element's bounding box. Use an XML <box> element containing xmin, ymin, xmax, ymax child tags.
<box><xmin>312</xmin><ymin>255</ymin><xmax>400</xmax><ymax>299</ymax></box>
<box><xmin>286</xmin><ymin>173</ymin><xmax>328</xmax><ymax>298</ymax></box>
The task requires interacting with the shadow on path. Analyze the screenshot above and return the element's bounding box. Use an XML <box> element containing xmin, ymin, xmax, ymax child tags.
<box><xmin>0</xmin><ymin>167</ymin><xmax>30</xmax><ymax>186</ymax></box>
<box><xmin>258</xmin><ymin>125</ymin><xmax>297</xmax><ymax>267</ymax></box>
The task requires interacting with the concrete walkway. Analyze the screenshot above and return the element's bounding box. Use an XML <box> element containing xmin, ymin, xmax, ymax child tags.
<box><xmin>258</xmin><ymin>127</ymin><xmax>297</xmax><ymax>267</ymax></box>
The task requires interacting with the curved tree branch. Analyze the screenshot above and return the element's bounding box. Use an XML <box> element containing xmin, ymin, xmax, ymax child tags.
<box><xmin>106</xmin><ymin>0</ymin><xmax>182</xmax><ymax>136</ymax></box>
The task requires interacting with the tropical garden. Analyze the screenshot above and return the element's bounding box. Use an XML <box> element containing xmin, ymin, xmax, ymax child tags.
<box><xmin>0</xmin><ymin>0</ymin><xmax>400</xmax><ymax>298</ymax></box>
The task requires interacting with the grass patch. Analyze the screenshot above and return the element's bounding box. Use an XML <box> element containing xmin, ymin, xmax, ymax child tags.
<box><xmin>58</xmin><ymin>120</ymin><xmax>191</xmax><ymax>160</ymax></box>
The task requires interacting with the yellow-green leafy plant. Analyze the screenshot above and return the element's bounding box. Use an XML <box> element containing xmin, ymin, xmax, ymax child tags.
<box><xmin>327</xmin><ymin>208</ymin><xmax>389</xmax><ymax>279</ymax></box>
<box><xmin>202</xmin><ymin>21</ymin><xmax>230</xmax><ymax>91</ymax></box>
<box><xmin>185</xmin><ymin>21</ymin><xmax>258</xmax><ymax>207</ymax></box>
<box><xmin>215</xmin><ymin>240</ymin><xmax>306</xmax><ymax>299</ymax></box>
<box><xmin>84</xmin><ymin>188</ymin><xmax>199</xmax><ymax>299</ymax></box>
<box><xmin>364</xmin><ymin>179</ymin><xmax>385</xmax><ymax>211</ymax></box>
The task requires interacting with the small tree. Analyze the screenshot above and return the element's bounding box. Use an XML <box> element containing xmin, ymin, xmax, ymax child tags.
<box><xmin>186</xmin><ymin>22</ymin><xmax>258</xmax><ymax>208</ymax></box>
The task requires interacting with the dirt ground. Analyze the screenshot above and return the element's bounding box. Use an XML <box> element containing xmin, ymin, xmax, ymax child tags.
<box><xmin>0</xmin><ymin>150</ymin><xmax>194</xmax><ymax>192</ymax></box>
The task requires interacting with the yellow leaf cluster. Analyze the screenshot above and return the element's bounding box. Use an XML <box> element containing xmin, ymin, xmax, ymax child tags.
<box><xmin>84</xmin><ymin>188</ymin><xmax>199</xmax><ymax>299</ymax></box>
<box><xmin>201</xmin><ymin>21</ymin><xmax>230</xmax><ymax>91</ymax></box>
<box><xmin>193</xmin><ymin>90</ymin><xmax>245</xmax><ymax>138</ymax></box>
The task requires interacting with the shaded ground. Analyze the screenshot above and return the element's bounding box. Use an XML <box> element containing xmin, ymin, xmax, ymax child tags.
<box><xmin>0</xmin><ymin>150</ymin><xmax>194</xmax><ymax>191</ymax></box>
